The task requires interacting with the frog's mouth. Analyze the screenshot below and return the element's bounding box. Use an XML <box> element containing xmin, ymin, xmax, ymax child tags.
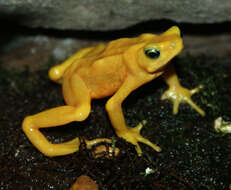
<box><xmin>151</xmin><ymin>61</ymin><xmax>170</xmax><ymax>74</ymax></box>
<box><xmin>149</xmin><ymin>61</ymin><xmax>171</xmax><ymax>74</ymax></box>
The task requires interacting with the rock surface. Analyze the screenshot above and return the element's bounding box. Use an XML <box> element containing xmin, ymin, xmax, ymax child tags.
<box><xmin>0</xmin><ymin>0</ymin><xmax>230</xmax><ymax>31</ymax></box>
<box><xmin>1</xmin><ymin>32</ymin><xmax>231</xmax><ymax>72</ymax></box>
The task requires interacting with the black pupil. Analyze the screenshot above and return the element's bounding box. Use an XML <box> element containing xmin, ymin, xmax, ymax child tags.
<box><xmin>144</xmin><ymin>48</ymin><xmax>160</xmax><ymax>59</ymax></box>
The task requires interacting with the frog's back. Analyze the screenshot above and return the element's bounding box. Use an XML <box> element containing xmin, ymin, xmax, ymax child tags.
<box><xmin>63</xmin><ymin>33</ymin><xmax>156</xmax><ymax>77</ymax></box>
<box><xmin>100</xmin><ymin>33</ymin><xmax>156</xmax><ymax>58</ymax></box>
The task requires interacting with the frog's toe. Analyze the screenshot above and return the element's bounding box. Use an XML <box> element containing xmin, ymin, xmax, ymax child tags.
<box><xmin>137</xmin><ymin>135</ymin><xmax>162</xmax><ymax>153</ymax></box>
<box><xmin>160</xmin><ymin>91</ymin><xmax>168</xmax><ymax>100</ymax></box>
<box><xmin>190</xmin><ymin>85</ymin><xmax>204</xmax><ymax>95</ymax></box>
<box><xmin>172</xmin><ymin>100</ymin><xmax>180</xmax><ymax>115</ymax></box>
<box><xmin>184</xmin><ymin>98</ymin><xmax>205</xmax><ymax>116</ymax></box>
<box><xmin>134</xmin><ymin>143</ymin><xmax>142</xmax><ymax>156</ymax></box>
<box><xmin>133</xmin><ymin>120</ymin><xmax>147</xmax><ymax>133</ymax></box>
<box><xmin>133</xmin><ymin>134</ymin><xmax>161</xmax><ymax>156</ymax></box>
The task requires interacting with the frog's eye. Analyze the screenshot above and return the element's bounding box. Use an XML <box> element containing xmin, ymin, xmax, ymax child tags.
<box><xmin>144</xmin><ymin>48</ymin><xmax>160</xmax><ymax>59</ymax></box>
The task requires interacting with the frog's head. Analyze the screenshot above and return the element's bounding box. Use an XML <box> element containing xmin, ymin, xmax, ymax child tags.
<box><xmin>137</xmin><ymin>26</ymin><xmax>183</xmax><ymax>73</ymax></box>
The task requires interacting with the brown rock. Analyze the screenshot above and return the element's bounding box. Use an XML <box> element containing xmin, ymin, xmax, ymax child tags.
<box><xmin>70</xmin><ymin>175</ymin><xmax>98</xmax><ymax>190</ymax></box>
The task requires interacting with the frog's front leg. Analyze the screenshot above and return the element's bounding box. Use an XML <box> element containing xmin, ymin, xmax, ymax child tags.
<box><xmin>161</xmin><ymin>65</ymin><xmax>205</xmax><ymax>116</ymax></box>
<box><xmin>106</xmin><ymin>76</ymin><xmax>161</xmax><ymax>156</ymax></box>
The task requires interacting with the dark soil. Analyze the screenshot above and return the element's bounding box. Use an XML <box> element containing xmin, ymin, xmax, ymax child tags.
<box><xmin>0</xmin><ymin>55</ymin><xmax>231</xmax><ymax>190</ymax></box>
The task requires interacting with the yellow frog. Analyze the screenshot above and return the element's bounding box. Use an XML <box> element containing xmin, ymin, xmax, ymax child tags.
<box><xmin>22</xmin><ymin>26</ymin><xmax>205</xmax><ymax>157</ymax></box>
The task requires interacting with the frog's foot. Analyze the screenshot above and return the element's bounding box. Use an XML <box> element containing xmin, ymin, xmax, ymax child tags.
<box><xmin>118</xmin><ymin>120</ymin><xmax>161</xmax><ymax>156</ymax></box>
<box><xmin>161</xmin><ymin>84</ymin><xmax>205</xmax><ymax>116</ymax></box>
<box><xmin>85</xmin><ymin>138</ymin><xmax>112</xmax><ymax>149</ymax></box>
<box><xmin>60</xmin><ymin>137</ymin><xmax>111</xmax><ymax>153</ymax></box>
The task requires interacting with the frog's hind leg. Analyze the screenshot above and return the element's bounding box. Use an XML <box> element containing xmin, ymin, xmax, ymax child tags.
<box><xmin>22</xmin><ymin>74</ymin><xmax>110</xmax><ymax>157</ymax></box>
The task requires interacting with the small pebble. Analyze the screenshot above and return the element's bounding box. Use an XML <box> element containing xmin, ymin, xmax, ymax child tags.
<box><xmin>70</xmin><ymin>175</ymin><xmax>98</xmax><ymax>190</ymax></box>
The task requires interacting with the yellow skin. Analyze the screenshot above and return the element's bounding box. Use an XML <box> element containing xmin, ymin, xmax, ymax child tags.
<box><xmin>22</xmin><ymin>26</ymin><xmax>205</xmax><ymax>157</ymax></box>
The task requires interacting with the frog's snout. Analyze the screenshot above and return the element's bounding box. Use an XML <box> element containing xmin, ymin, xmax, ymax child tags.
<box><xmin>170</xmin><ymin>38</ymin><xmax>183</xmax><ymax>53</ymax></box>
